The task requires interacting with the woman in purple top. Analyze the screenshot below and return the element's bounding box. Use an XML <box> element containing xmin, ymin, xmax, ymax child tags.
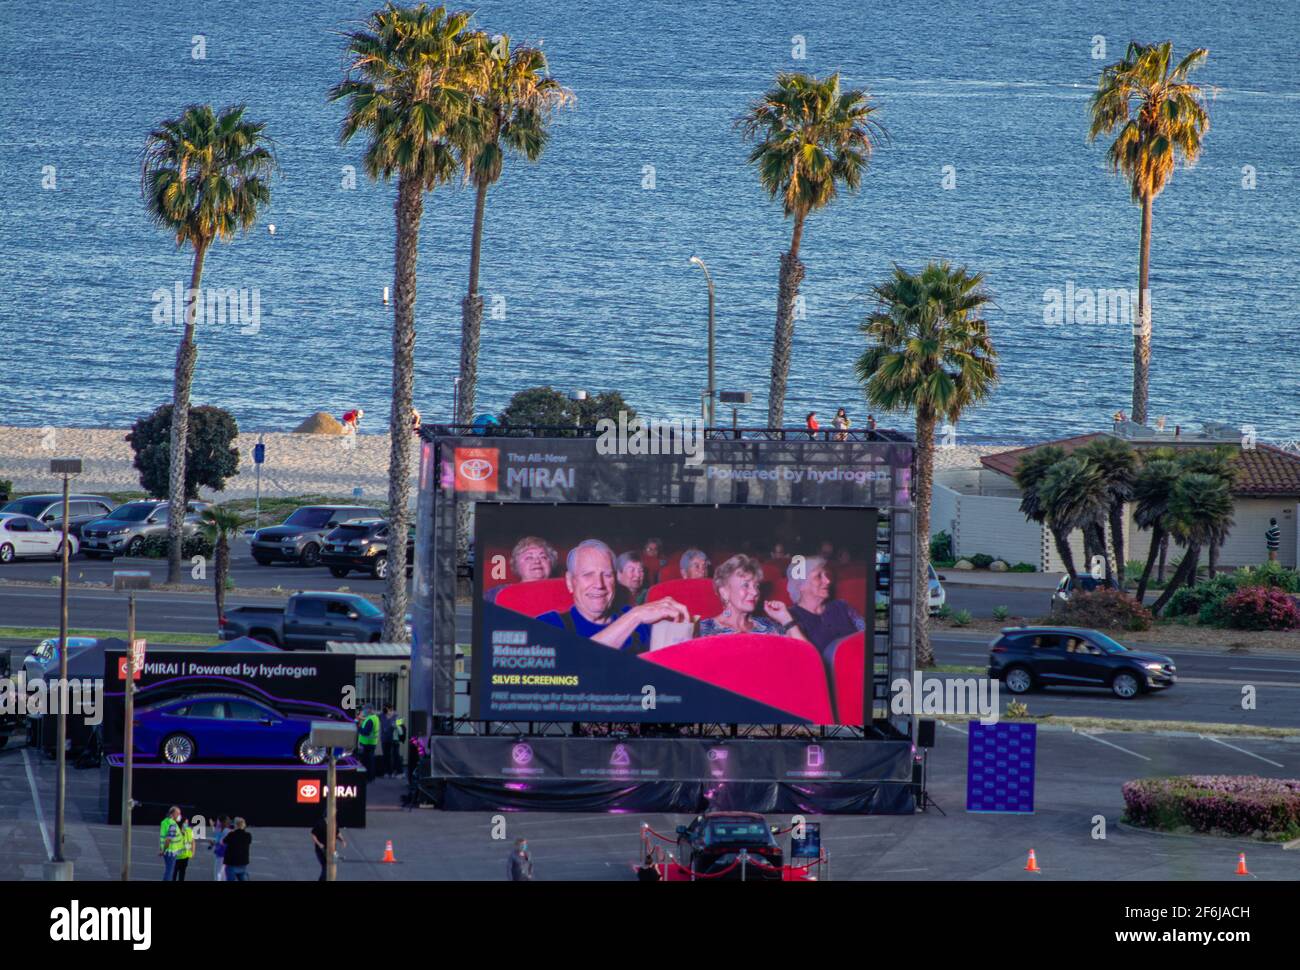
<box><xmin>787</xmin><ymin>556</ymin><xmax>866</xmax><ymax>650</ymax></box>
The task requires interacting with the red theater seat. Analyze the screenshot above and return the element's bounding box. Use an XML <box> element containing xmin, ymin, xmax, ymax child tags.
<box><xmin>658</xmin><ymin>561</ymin><xmax>682</xmax><ymax>582</ymax></box>
<box><xmin>646</xmin><ymin>578</ymin><xmax>722</xmax><ymax>619</ymax></box>
<box><xmin>825</xmin><ymin>632</ymin><xmax>867</xmax><ymax>725</ymax></box>
<box><xmin>833</xmin><ymin>577</ymin><xmax>870</xmax><ymax>617</ymax></box>
<box><xmin>493</xmin><ymin>578</ymin><xmax>573</xmax><ymax>618</ymax></box>
<box><xmin>642</xmin><ymin>634</ymin><xmax>835</xmax><ymax>723</ymax></box>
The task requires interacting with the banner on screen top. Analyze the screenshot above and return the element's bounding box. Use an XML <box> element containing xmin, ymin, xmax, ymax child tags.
<box><xmin>472</xmin><ymin>504</ymin><xmax>876</xmax><ymax>725</ymax></box>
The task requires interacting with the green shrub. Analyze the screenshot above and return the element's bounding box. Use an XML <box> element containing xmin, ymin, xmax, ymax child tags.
<box><xmin>930</xmin><ymin>531</ymin><xmax>953</xmax><ymax>562</ymax></box>
<box><xmin>1009</xmin><ymin>562</ymin><xmax>1036</xmax><ymax>572</ymax></box>
<box><xmin>992</xmin><ymin>605</ymin><xmax>1010</xmax><ymax>621</ymax></box>
<box><xmin>139</xmin><ymin>534</ymin><xmax>213</xmax><ymax>560</ymax></box>
<box><xmin>952</xmin><ymin>609</ymin><xmax>973</xmax><ymax>627</ymax></box>
<box><xmin>1005</xmin><ymin>700</ymin><xmax>1029</xmax><ymax>719</ymax></box>
<box><xmin>1165</xmin><ymin>575</ymin><xmax>1240</xmax><ymax>620</ymax></box>
<box><xmin>969</xmin><ymin>553</ymin><xmax>994</xmax><ymax>569</ymax></box>
<box><xmin>1053</xmin><ymin>589</ymin><xmax>1153</xmax><ymax>631</ymax></box>
<box><xmin>0</xmin><ymin>480</ymin><xmax>12</xmax><ymax>502</ymax></box>
<box><xmin>125</xmin><ymin>403</ymin><xmax>239</xmax><ymax>499</ymax></box>
<box><xmin>936</xmin><ymin>604</ymin><xmax>953</xmax><ymax>619</ymax></box>
<box><xmin>1233</xmin><ymin>562</ymin><xmax>1300</xmax><ymax>594</ymax></box>
<box><xmin>1123</xmin><ymin>776</ymin><xmax>1300</xmax><ymax>841</ymax></box>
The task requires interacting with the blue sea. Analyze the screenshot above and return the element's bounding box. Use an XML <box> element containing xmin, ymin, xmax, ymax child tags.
<box><xmin>2</xmin><ymin>0</ymin><xmax>1297</xmax><ymax>444</ymax></box>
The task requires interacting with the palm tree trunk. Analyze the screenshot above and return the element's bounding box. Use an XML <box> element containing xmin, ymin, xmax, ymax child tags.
<box><xmin>1157</xmin><ymin>532</ymin><xmax>1168</xmax><ymax>582</ymax></box>
<box><xmin>1151</xmin><ymin>542</ymin><xmax>1198</xmax><ymax>615</ymax></box>
<box><xmin>1132</xmin><ymin>193</ymin><xmax>1153</xmax><ymax>425</ymax></box>
<box><xmin>456</xmin><ymin>179</ymin><xmax>490</xmax><ymax>564</ymax></box>
<box><xmin>767</xmin><ymin>211</ymin><xmax>806</xmax><ymax>430</ymax></box>
<box><xmin>1051</xmin><ymin>525</ymin><xmax>1079</xmax><ymax>582</ymax></box>
<box><xmin>383</xmin><ymin>173</ymin><xmax>424</xmax><ymax>643</ymax></box>
<box><xmin>1207</xmin><ymin>538</ymin><xmax>1219</xmax><ymax>579</ymax></box>
<box><xmin>1109</xmin><ymin>502</ymin><xmax>1126</xmax><ymax>590</ymax></box>
<box><xmin>1134</xmin><ymin>521</ymin><xmax>1164</xmax><ymax>603</ymax></box>
<box><xmin>1090</xmin><ymin>521</ymin><xmax>1118</xmax><ymax>586</ymax></box>
<box><xmin>913</xmin><ymin>408</ymin><xmax>936</xmax><ymax>668</ymax></box>
<box><xmin>215</xmin><ymin>534</ymin><xmax>228</xmax><ymax>626</ymax></box>
<box><xmin>166</xmin><ymin>242</ymin><xmax>208</xmax><ymax>584</ymax></box>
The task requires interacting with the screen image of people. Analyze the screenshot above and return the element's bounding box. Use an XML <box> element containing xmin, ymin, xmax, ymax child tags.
<box><xmin>475</xmin><ymin>504</ymin><xmax>876</xmax><ymax>724</ymax></box>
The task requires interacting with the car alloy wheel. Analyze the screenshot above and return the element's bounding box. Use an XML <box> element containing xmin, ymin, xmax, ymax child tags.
<box><xmin>372</xmin><ymin>557</ymin><xmax>389</xmax><ymax>580</ymax></box>
<box><xmin>126</xmin><ymin>536</ymin><xmax>145</xmax><ymax>557</ymax></box>
<box><xmin>298</xmin><ymin>738</ymin><xmax>326</xmax><ymax>765</ymax></box>
<box><xmin>1004</xmin><ymin>667</ymin><xmax>1033</xmax><ymax>694</ymax></box>
<box><xmin>300</xmin><ymin>543</ymin><xmax>321</xmax><ymax>568</ymax></box>
<box><xmin>162</xmin><ymin>734</ymin><xmax>195</xmax><ymax>764</ymax></box>
<box><xmin>329</xmin><ymin>566</ymin><xmax>349</xmax><ymax>578</ymax></box>
<box><xmin>1111</xmin><ymin>672</ymin><xmax>1140</xmax><ymax>699</ymax></box>
<box><xmin>0</xmin><ymin>543</ymin><xmax>13</xmax><ymax>564</ymax></box>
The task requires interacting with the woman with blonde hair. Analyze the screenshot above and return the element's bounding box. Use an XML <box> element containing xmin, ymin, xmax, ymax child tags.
<box><xmin>698</xmin><ymin>554</ymin><xmax>808</xmax><ymax>641</ymax></box>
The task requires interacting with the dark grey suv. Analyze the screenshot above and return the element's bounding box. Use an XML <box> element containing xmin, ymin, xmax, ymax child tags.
<box><xmin>251</xmin><ymin>505</ymin><xmax>382</xmax><ymax>568</ymax></box>
<box><xmin>81</xmin><ymin>500</ymin><xmax>209</xmax><ymax>558</ymax></box>
<box><xmin>0</xmin><ymin>494</ymin><xmax>115</xmax><ymax>540</ymax></box>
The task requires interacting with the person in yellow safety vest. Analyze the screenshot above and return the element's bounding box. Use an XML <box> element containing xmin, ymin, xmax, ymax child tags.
<box><xmin>385</xmin><ymin>708</ymin><xmax>405</xmax><ymax>777</ymax></box>
<box><xmin>159</xmin><ymin>806</ymin><xmax>184</xmax><ymax>881</ymax></box>
<box><xmin>357</xmin><ymin>705</ymin><xmax>380</xmax><ymax>778</ymax></box>
<box><xmin>173</xmin><ymin>816</ymin><xmax>196</xmax><ymax>881</ymax></box>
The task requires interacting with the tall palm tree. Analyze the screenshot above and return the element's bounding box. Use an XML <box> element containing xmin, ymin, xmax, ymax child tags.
<box><xmin>1013</xmin><ymin>445</ymin><xmax>1079</xmax><ymax>581</ymax></box>
<box><xmin>1040</xmin><ymin>456</ymin><xmax>1114</xmax><ymax>585</ymax></box>
<box><xmin>1131</xmin><ymin>457</ymin><xmax>1180</xmax><ymax>602</ymax></box>
<box><xmin>1076</xmin><ymin>437</ymin><xmax>1139</xmax><ymax>587</ymax></box>
<box><xmin>1150</xmin><ymin>472</ymin><xmax>1234</xmax><ymax>614</ymax></box>
<box><xmin>856</xmin><ymin>262</ymin><xmax>997</xmax><ymax>667</ymax></box>
<box><xmin>455</xmin><ymin>33</ymin><xmax>572</xmax><ymax>428</ymax></box>
<box><xmin>1175</xmin><ymin>446</ymin><xmax>1237</xmax><ymax>576</ymax></box>
<box><xmin>199</xmin><ymin>505</ymin><xmax>243</xmax><ymax>630</ymax></box>
<box><xmin>1088</xmin><ymin>41</ymin><xmax>1211</xmax><ymax>424</ymax></box>
<box><xmin>142</xmin><ymin>104</ymin><xmax>276</xmax><ymax>584</ymax></box>
<box><xmin>740</xmin><ymin>72</ymin><xmax>884</xmax><ymax>427</ymax></box>
<box><xmin>330</xmin><ymin>3</ymin><xmax>481</xmax><ymax>640</ymax></box>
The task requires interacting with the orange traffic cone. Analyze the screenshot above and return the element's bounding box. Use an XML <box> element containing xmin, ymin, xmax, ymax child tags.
<box><xmin>1235</xmin><ymin>853</ymin><xmax>1249</xmax><ymax>876</ymax></box>
<box><xmin>1024</xmin><ymin>849</ymin><xmax>1041</xmax><ymax>872</ymax></box>
<box><xmin>380</xmin><ymin>840</ymin><xmax>397</xmax><ymax>864</ymax></box>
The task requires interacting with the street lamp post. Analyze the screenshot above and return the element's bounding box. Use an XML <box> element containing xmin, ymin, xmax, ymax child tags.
<box><xmin>310</xmin><ymin>721</ymin><xmax>358</xmax><ymax>882</ymax></box>
<box><xmin>690</xmin><ymin>256</ymin><xmax>716</xmax><ymax>427</ymax></box>
<box><xmin>114</xmin><ymin>569</ymin><xmax>151</xmax><ymax>881</ymax></box>
<box><xmin>46</xmin><ymin>457</ymin><xmax>81</xmax><ymax>881</ymax></box>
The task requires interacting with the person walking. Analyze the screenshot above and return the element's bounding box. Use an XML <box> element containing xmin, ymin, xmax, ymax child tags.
<box><xmin>158</xmin><ymin>806</ymin><xmax>184</xmax><ymax>881</ymax></box>
<box><xmin>832</xmin><ymin>408</ymin><xmax>850</xmax><ymax>441</ymax></box>
<box><xmin>379</xmin><ymin>704</ymin><xmax>398</xmax><ymax>778</ymax></box>
<box><xmin>209</xmin><ymin>815</ymin><xmax>231</xmax><ymax>881</ymax></box>
<box><xmin>507</xmin><ymin>837</ymin><xmax>534</xmax><ymax>881</ymax></box>
<box><xmin>173</xmin><ymin>815</ymin><xmax>195</xmax><ymax>881</ymax></box>
<box><xmin>805</xmin><ymin>412</ymin><xmax>819</xmax><ymax>439</ymax></box>
<box><xmin>310</xmin><ymin>815</ymin><xmax>348</xmax><ymax>882</ymax></box>
<box><xmin>1266</xmin><ymin>518</ymin><xmax>1282</xmax><ymax>562</ymax></box>
<box><xmin>357</xmin><ymin>706</ymin><xmax>380</xmax><ymax>778</ymax></box>
<box><xmin>221</xmin><ymin>818</ymin><xmax>252</xmax><ymax>881</ymax></box>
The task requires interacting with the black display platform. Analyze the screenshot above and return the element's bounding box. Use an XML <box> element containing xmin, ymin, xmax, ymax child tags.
<box><xmin>105</xmin><ymin>757</ymin><xmax>368</xmax><ymax>827</ymax></box>
<box><xmin>426</xmin><ymin>736</ymin><xmax>915</xmax><ymax>814</ymax></box>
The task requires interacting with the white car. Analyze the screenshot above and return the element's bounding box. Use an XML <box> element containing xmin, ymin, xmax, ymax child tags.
<box><xmin>874</xmin><ymin>552</ymin><xmax>947</xmax><ymax>615</ymax></box>
<box><xmin>0</xmin><ymin>513</ymin><xmax>80</xmax><ymax>563</ymax></box>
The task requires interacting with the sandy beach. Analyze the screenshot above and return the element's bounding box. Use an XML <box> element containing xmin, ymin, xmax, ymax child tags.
<box><xmin>0</xmin><ymin>424</ymin><xmax>1008</xmax><ymax>501</ymax></box>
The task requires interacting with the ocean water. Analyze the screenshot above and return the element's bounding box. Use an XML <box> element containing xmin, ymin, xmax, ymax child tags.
<box><xmin>1</xmin><ymin>0</ymin><xmax>1297</xmax><ymax>445</ymax></box>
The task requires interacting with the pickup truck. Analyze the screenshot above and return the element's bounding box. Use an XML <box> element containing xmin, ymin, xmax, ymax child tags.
<box><xmin>219</xmin><ymin>592</ymin><xmax>384</xmax><ymax>649</ymax></box>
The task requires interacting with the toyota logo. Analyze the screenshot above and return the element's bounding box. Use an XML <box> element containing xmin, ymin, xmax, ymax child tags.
<box><xmin>299</xmin><ymin>782</ymin><xmax>319</xmax><ymax>798</ymax></box>
<box><xmin>459</xmin><ymin>458</ymin><xmax>493</xmax><ymax>481</ymax></box>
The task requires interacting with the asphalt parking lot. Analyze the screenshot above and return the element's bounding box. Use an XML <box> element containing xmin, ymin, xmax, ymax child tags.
<box><xmin>3</xmin><ymin>723</ymin><xmax>1296</xmax><ymax>882</ymax></box>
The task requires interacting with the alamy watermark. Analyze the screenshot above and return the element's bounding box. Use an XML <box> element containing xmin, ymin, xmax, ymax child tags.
<box><xmin>0</xmin><ymin>675</ymin><xmax>103</xmax><ymax>725</ymax></box>
<box><xmin>1043</xmin><ymin>282</ymin><xmax>1151</xmax><ymax>334</ymax></box>
<box><xmin>595</xmin><ymin>411</ymin><xmax>704</xmax><ymax>467</ymax></box>
<box><xmin>891</xmin><ymin>673</ymin><xmax>999</xmax><ymax>724</ymax></box>
<box><xmin>151</xmin><ymin>282</ymin><xmax>261</xmax><ymax>335</ymax></box>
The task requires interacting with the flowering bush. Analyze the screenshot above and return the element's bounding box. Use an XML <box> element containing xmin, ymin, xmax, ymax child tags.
<box><xmin>1054</xmin><ymin>589</ymin><xmax>1153</xmax><ymax>631</ymax></box>
<box><xmin>1220</xmin><ymin>586</ymin><xmax>1300</xmax><ymax>631</ymax></box>
<box><xmin>1122</xmin><ymin>776</ymin><xmax>1300</xmax><ymax>840</ymax></box>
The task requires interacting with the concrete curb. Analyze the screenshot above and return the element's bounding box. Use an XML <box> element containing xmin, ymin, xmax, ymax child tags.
<box><xmin>1117</xmin><ymin>820</ymin><xmax>1292</xmax><ymax>850</ymax></box>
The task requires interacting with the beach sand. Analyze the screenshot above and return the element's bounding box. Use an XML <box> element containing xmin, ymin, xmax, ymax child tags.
<box><xmin>0</xmin><ymin>424</ymin><xmax>1007</xmax><ymax>500</ymax></box>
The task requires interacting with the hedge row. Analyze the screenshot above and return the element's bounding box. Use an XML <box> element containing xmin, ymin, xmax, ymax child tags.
<box><xmin>1123</xmin><ymin>775</ymin><xmax>1300</xmax><ymax>841</ymax></box>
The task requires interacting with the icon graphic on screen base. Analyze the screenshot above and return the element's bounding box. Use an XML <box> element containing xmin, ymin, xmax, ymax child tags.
<box><xmin>707</xmin><ymin>748</ymin><xmax>729</xmax><ymax>777</ymax></box>
<box><xmin>806</xmin><ymin>745</ymin><xmax>825</xmax><ymax>769</ymax></box>
<box><xmin>511</xmin><ymin>743</ymin><xmax>534</xmax><ymax>766</ymax></box>
<box><xmin>610</xmin><ymin>743</ymin><xmax>631</xmax><ymax>766</ymax></box>
<box><xmin>297</xmin><ymin>780</ymin><xmax>321</xmax><ymax>803</ymax></box>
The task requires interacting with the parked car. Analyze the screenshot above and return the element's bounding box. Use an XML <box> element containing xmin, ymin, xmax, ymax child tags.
<box><xmin>0</xmin><ymin>494</ymin><xmax>115</xmax><ymax>539</ymax></box>
<box><xmin>0</xmin><ymin>513</ymin><xmax>80</xmax><ymax>563</ymax></box>
<box><xmin>250</xmin><ymin>505</ymin><xmax>382</xmax><ymax>568</ymax></box>
<box><xmin>320</xmin><ymin>518</ymin><xmax>415</xmax><ymax>579</ymax></box>
<box><xmin>133</xmin><ymin>693</ymin><xmax>329</xmax><ymax>765</ymax></box>
<box><xmin>1049</xmin><ymin>574</ymin><xmax>1119</xmax><ymax>613</ymax></box>
<box><xmin>219</xmin><ymin>591</ymin><xmax>385</xmax><ymax>648</ymax></box>
<box><xmin>875</xmin><ymin>553</ymin><xmax>946</xmax><ymax>614</ymax></box>
<box><xmin>988</xmin><ymin>626</ymin><xmax>1176</xmax><ymax>699</ymax></box>
<box><xmin>675</xmin><ymin>812</ymin><xmax>784</xmax><ymax>880</ymax></box>
<box><xmin>79</xmin><ymin>500</ymin><xmax>209</xmax><ymax>559</ymax></box>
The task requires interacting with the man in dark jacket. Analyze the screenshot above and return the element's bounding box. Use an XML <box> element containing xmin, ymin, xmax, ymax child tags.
<box><xmin>507</xmin><ymin>838</ymin><xmax>533</xmax><ymax>881</ymax></box>
<box><xmin>221</xmin><ymin>817</ymin><xmax>253</xmax><ymax>881</ymax></box>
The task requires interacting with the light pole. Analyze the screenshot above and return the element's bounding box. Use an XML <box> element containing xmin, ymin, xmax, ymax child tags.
<box><xmin>452</xmin><ymin>377</ymin><xmax>462</xmax><ymax>426</ymax></box>
<box><xmin>310</xmin><ymin>721</ymin><xmax>357</xmax><ymax>882</ymax></box>
<box><xmin>690</xmin><ymin>256</ymin><xmax>716</xmax><ymax>427</ymax></box>
<box><xmin>114</xmin><ymin>569</ymin><xmax>150</xmax><ymax>881</ymax></box>
<box><xmin>47</xmin><ymin>457</ymin><xmax>80</xmax><ymax>881</ymax></box>
<box><xmin>569</xmin><ymin>389</ymin><xmax>588</xmax><ymax>432</ymax></box>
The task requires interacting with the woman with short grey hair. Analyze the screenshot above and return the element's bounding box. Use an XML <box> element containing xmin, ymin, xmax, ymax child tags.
<box><xmin>786</xmin><ymin>555</ymin><xmax>866</xmax><ymax>650</ymax></box>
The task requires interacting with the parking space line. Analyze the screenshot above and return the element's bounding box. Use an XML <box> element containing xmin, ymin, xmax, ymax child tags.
<box><xmin>22</xmin><ymin>748</ymin><xmax>53</xmax><ymax>861</ymax></box>
<box><xmin>1200</xmin><ymin>735</ymin><xmax>1284</xmax><ymax>768</ymax></box>
<box><xmin>939</xmin><ymin>720</ymin><xmax>968</xmax><ymax>735</ymax></box>
<box><xmin>1071</xmin><ymin>729</ymin><xmax>1151</xmax><ymax>761</ymax></box>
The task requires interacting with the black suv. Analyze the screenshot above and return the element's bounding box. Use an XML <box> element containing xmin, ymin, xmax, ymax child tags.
<box><xmin>0</xmin><ymin>494</ymin><xmax>115</xmax><ymax>539</ymax></box>
<box><xmin>250</xmin><ymin>505</ymin><xmax>381</xmax><ymax>568</ymax></box>
<box><xmin>988</xmin><ymin>626</ymin><xmax>1176</xmax><ymax>699</ymax></box>
<box><xmin>320</xmin><ymin>518</ymin><xmax>414</xmax><ymax>580</ymax></box>
<box><xmin>675</xmin><ymin>812</ymin><xmax>784</xmax><ymax>880</ymax></box>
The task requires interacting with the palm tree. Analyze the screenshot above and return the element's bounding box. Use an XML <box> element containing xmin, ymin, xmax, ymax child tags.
<box><xmin>330</xmin><ymin>3</ymin><xmax>481</xmax><ymax>640</ymax></box>
<box><xmin>856</xmin><ymin>261</ymin><xmax>997</xmax><ymax>667</ymax></box>
<box><xmin>1075</xmin><ymin>437</ymin><xmax>1138</xmax><ymax>587</ymax></box>
<box><xmin>1088</xmin><ymin>41</ymin><xmax>1211</xmax><ymax>424</ymax></box>
<box><xmin>1040</xmin><ymin>456</ymin><xmax>1114</xmax><ymax>585</ymax></box>
<box><xmin>142</xmin><ymin>104</ymin><xmax>276</xmax><ymax>584</ymax></box>
<box><xmin>1150</xmin><ymin>472</ymin><xmax>1234</xmax><ymax>614</ymax></box>
<box><xmin>455</xmin><ymin>33</ymin><xmax>572</xmax><ymax>428</ymax></box>
<box><xmin>740</xmin><ymin>72</ymin><xmax>885</xmax><ymax>427</ymax></box>
<box><xmin>1175</xmin><ymin>446</ymin><xmax>1237</xmax><ymax>577</ymax></box>
<box><xmin>1131</xmin><ymin>457</ymin><xmax>1180</xmax><ymax>602</ymax></box>
<box><xmin>1013</xmin><ymin>445</ymin><xmax>1079</xmax><ymax>581</ymax></box>
<box><xmin>199</xmin><ymin>505</ymin><xmax>244</xmax><ymax>630</ymax></box>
